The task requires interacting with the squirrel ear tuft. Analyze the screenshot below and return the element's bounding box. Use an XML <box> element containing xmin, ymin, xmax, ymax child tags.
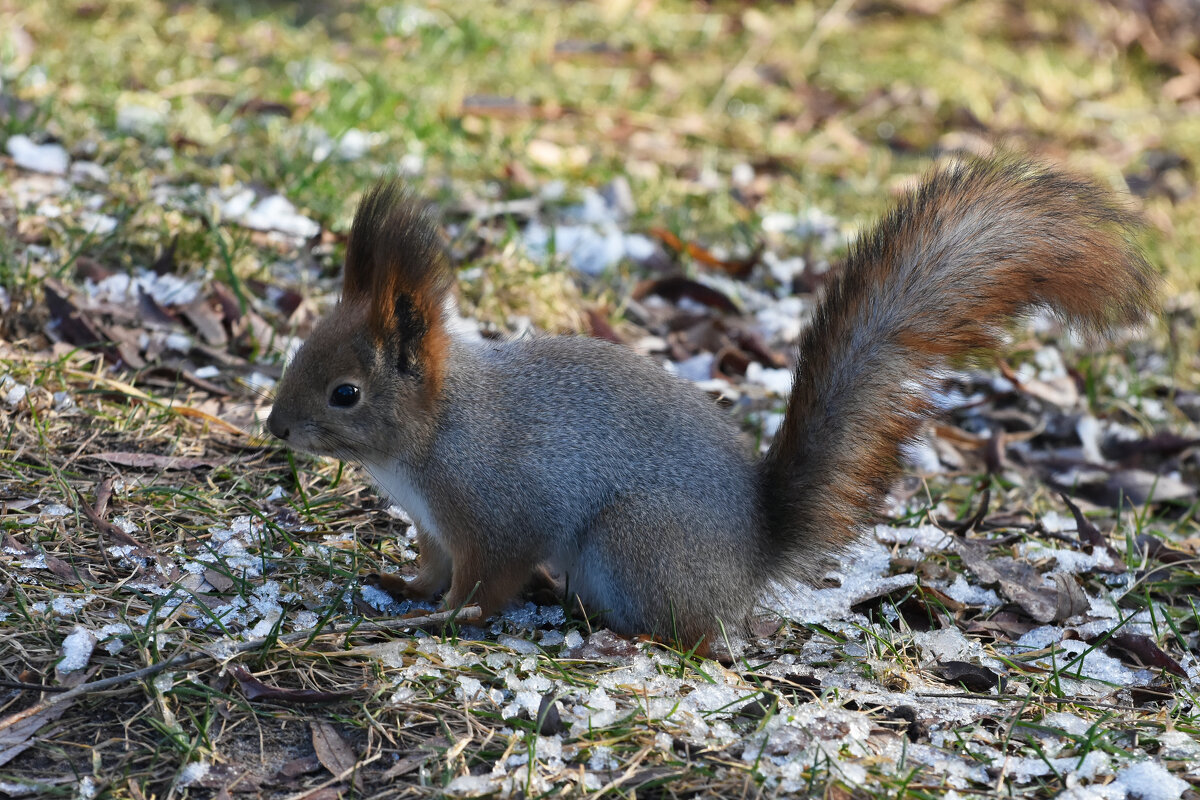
<box><xmin>342</xmin><ymin>179</ymin><xmax>453</xmax><ymax>375</ymax></box>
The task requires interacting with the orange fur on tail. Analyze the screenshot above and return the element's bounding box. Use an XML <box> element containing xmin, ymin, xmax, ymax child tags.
<box><xmin>759</xmin><ymin>156</ymin><xmax>1158</xmax><ymax>571</ymax></box>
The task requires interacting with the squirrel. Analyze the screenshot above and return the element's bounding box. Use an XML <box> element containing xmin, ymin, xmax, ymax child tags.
<box><xmin>266</xmin><ymin>156</ymin><xmax>1158</xmax><ymax>647</ymax></box>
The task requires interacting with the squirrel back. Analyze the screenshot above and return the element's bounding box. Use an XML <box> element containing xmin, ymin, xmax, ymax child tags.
<box><xmin>759</xmin><ymin>157</ymin><xmax>1157</xmax><ymax>576</ymax></box>
<box><xmin>268</xmin><ymin>156</ymin><xmax>1158</xmax><ymax>647</ymax></box>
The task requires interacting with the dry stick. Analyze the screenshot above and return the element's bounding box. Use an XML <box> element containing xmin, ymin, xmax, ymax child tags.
<box><xmin>0</xmin><ymin>606</ymin><xmax>481</xmax><ymax>731</ymax></box>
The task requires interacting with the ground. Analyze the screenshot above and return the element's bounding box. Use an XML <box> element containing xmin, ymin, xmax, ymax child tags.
<box><xmin>1</xmin><ymin>1</ymin><xmax>1199</xmax><ymax>798</ymax></box>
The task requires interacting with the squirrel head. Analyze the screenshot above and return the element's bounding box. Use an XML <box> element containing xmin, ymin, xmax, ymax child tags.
<box><xmin>266</xmin><ymin>180</ymin><xmax>453</xmax><ymax>464</ymax></box>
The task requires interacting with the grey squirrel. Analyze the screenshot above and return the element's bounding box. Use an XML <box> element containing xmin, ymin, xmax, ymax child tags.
<box><xmin>266</xmin><ymin>156</ymin><xmax>1157</xmax><ymax>646</ymax></box>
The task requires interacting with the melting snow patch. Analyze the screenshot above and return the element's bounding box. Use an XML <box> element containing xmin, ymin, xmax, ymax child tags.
<box><xmin>177</xmin><ymin>761</ymin><xmax>211</xmax><ymax>786</ymax></box>
<box><xmin>57</xmin><ymin>627</ymin><xmax>96</xmax><ymax>673</ymax></box>
<box><xmin>1104</xmin><ymin>759</ymin><xmax>1189</xmax><ymax>800</ymax></box>
<box><xmin>3</xmin><ymin>378</ymin><xmax>28</xmax><ymax>407</ymax></box>
<box><xmin>6</xmin><ymin>134</ymin><xmax>69</xmax><ymax>174</ymax></box>
<box><xmin>745</xmin><ymin>363</ymin><xmax>794</xmax><ymax>396</ymax></box>
<box><xmin>86</xmin><ymin>269</ymin><xmax>200</xmax><ymax>307</ymax></box>
<box><xmin>942</xmin><ymin>574</ymin><xmax>1002</xmax><ymax>607</ymax></box>
<box><xmin>115</xmin><ymin>96</ymin><xmax>168</xmax><ymax>138</ymax></box>
<box><xmin>212</xmin><ymin>186</ymin><xmax>320</xmax><ymax>239</ymax></box>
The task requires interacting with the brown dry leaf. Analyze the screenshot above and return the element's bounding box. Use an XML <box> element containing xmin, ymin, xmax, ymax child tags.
<box><xmin>311</xmin><ymin>720</ymin><xmax>360</xmax><ymax>790</ymax></box>
<box><xmin>1106</xmin><ymin>634</ymin><xmax>1186</xmax><ymax>677</ymax></box>
<box><xmin>1050</xmin><ymin>574</ymin><xmax>1089</xmax><ymax>621</ymax></box>
<box><xmin>1058</xmin><ymin>493</ymin><xmax>1125</xmax><ymax>573</ymax></box>
<box><xmin>648</xmin><ymin>227</ymin><xmax>762</xmax><ymax>278</ymax></box>
<box><xmin>43</xmin><ymin>280</ymin><xmax>122</xmax><ymax>365</ymax></box>
<box><xmin>204</xmin><ymin>568</ymin><xmax>235</xmax><ymax>593</ymax></box>
<box><xmin>957</xmin><ymin>542</ymin><xmax>1058</xmax><ymax>623</ymax></box>
<box><xmin>88</xmin><ymin>452</ymin><xmax>222</xmax><ymax>471</ymax></box>
<box><xmin>931</xmin><ymin>660</ymin><xmax>1003</xmax><ymax>692</ymax></box>
<box><xmin>276</xmin><ymin>753</ymin><xmax>323</xmax><ymax>779</ymax></box>
<box><xmin>633</xmin><ymin>275</ymin><xmax>740</xmax><ymax>314</ymax></box>
<box><xmin>381</xmin><ymin>752</ymin><xmax>431</xmax><ymax>780</ymax></box>
<box><xmin>181</xmin><ymin>296</ymin><xmax>229</xmax><ymax>347</ymax></box>
<box><xmin>229</xmin><ymin>666</ymin><xmax>360</xmax><ymax>705</ymax></box>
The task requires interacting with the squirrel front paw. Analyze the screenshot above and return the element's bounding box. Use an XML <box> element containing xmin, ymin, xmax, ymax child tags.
<box><xmin>363</xmin><ymin>570</ymin><xmax>442</xmax><ymax>601</ymax></box>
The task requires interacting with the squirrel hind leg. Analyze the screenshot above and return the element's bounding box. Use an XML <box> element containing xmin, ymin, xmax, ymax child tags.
<box><xmin>443</xmin><ymin>548</ymin><xmax>536</xmax><ymax>621</ymax></box>
<box><xmin>568</xmin><ymin>497</ymin><xmax>754</xmax><ymax>649</ymax></box>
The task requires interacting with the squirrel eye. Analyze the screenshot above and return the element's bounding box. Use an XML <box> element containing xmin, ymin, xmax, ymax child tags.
<box><xmin>329</xmin><ymin>383</ymin><xmax>360</xmax><ymax>408</ymax></box>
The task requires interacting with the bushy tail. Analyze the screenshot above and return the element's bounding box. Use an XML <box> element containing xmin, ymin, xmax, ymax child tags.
<box><xmin>759</xmin><ymin>156</ymin><xmax>1158</xmax><ymax>572</ymax></box>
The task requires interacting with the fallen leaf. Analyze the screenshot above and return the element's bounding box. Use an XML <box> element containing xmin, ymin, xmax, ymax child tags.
<box><xmin>536</xmin><ymin>692</ymin><xmax>565</xmax><ymax>735</ymax></box>
<box><xmin>88</xmin><ymin>452</ymin><xmax>222</xmax><ymax>470</ymax></box>
<box><xmin>229</xmin><ymin>665</ymin><xmax>359</xmax><ymax>705</ymax></box>
<box><xmin>632</xmin><ymin>275</ymin><xmax>740</xmax><ymax>314</ymax></box>
<box><xmin>311</xmin><ymin>720</ymin><xmax>360</xmax><ymax>791</ymax></box>
<box><xmin>648</xmin><ymin>227</ymin><xmax>762</xmax><ymax>278</ymax></box>
<box><xmin>1106</xmin><ymin>633</ymin><xmax>1186</xmax><ymax>677</ymax></box>
<box><xmin>1050</xmin><ymin>573</ymin><xmax>1089</xmax><ymax>621</ymax></box>
<box><xmin>957</xmin><ymin>542</ymin><xmax>1058</xmax><ymax>623</ymax></box>
<box><xmin>1058</xmin><ymin>493</ymin><xmax>1125</xmax><ymax>573</ymax></box>
<box><xmin>931</xmin><ymin>661</ymin><xmax>1003</xmax><ymax>692</ymax></box>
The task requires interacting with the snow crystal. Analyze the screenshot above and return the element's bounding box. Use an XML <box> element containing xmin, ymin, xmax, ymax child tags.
<box><xmin>760</xmin><ymin>206</ymin><xmax>842</xmax><ymax>248</ymax></box>
<box><xmin>70</xmin><ymin>160</ymin><xmax>109</xmax><ymax>183</ymax></box>
<box><xmin>193</xmin><ymin>365</ymin><xmax>220</xmax><ymax>380</ymax></box>
<box><xmin>874</xmin><ymin>523</ymin><xmax>955</xmax><ymax>551</ymax></box>
<box><xmin>942</xmin><ymin>574</ymin><xmax>1001</xmax><ymax>607</ymax></box>
<box><xmin>39</xmin><ymin>503</ymin><xmax>71</xmax><ymax>518</ymax></box>
<box><xmin>1107</xmin><ymin>760</ymin><xmax>1188</xmax><ymax>800</ymax></box>
<box><xmin>4</xmin><ymin>380</ymin><xmax>28</xmax><ymax>407</ymax></box>
<box><xmin>563</xmin><ymin>629</ymin><xmax>583</xmax><ymax>649</ymax></box>
<box><xmin>1040</xmin><ymin>510</ymin><xmax>1079</xmax><ymax>534</ymax></box>
<box><xmin>1019</xmin><ymin>540</ymin><xmax>1113</xmax><ymax>574</ymax></box>
<box><xmin>1006</xmin><ymin>749</ymin><xmax>1111</xmax><ymax>784</ymax></box>
<box><xmin>913</xmin><ymin>628</ymin><xmax>999</xmax><ymax>669</ymax></box>
<box><xmin>177</xmin><ymin>761</ymin><xmax>211</xmax><ymax>786</ymax></box>
<box><xmin>1157</xmin><ymin>729</ymin><xmax>1200</xmax><ymax>760</ymax></box>
<box><xmin>213</xmin><ymin>187</ymin><xmax>320</xmax><ymax>239</ymax></box>
<box><xmin>1017</xmin><ymin>625</ymin><xmax>1063</xmax><ymax>650</ymax></box>
<box><xmin>51</xmin><ymin>595</ymin><xmax>93</xmax><ymax>615</ymax></box>
<box><xmin>98</xmin><ymin>623</ymin><xmax>131</xmax><ymax>654</ymax></box>
<box><xmin>667</xmin><ymin>353</ymin><xmax>715</xmax><ymax>383</ymax></box>
<box><xmin>311</xmin><ymin>128</ymin><xmax>384</xmax><ymax>162</ymax></box>
<box><xmin>745</xmin><ymin>362</ymin><xmax>794</xmax><ymax>396</ymax></box>
<box><xmin>360</xmin><ymin>583</ymin><xmax>406</xmax><ymax>615</ymax></box>
<box><xmin>6</xmin><ymin>134</ymin><xmax>69</xmax><ymax>175</ymax></box>
<box><xmin>57</xmin><ymin>627</ymin><xmax>96</xmax><ymax>673</ymax></box>
<box><xmin>443</xmin><ymin>774</ymin><xmax>498</xmax><ymax>796</ymax></box>
<box><xmin>115</xmin><ymin>97</ymin><xmax>168</xmax><ymax>138</ymax></box>
<box><xmin>1057</xmin><ymin>639</ymin><xmax>1139</xmax><ymax>686</ymax></box>
<box><xmin>86</xmin><ymin>270</ymin><xmax>200</xmax><ymax>307</ymax></box>
<box><xmin>588</xmin><ymin>745</ymin><xmax>617</xmax><ymax>772</ymax></box>
<box><xmin>242</xmin><ymin>195</ymin><xmax>320</xmax><ymax>238</ymax></box>
<box><xmin>80</xmin><ymin>211</ymin><xmax>117</xmax><ymax>235</ymax></box>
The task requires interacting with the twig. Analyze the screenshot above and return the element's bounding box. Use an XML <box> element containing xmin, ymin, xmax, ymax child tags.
<box><xmin>0</xmin><ymin>606</ymin><xmax>481</xmax><ymax>731</ymax></box>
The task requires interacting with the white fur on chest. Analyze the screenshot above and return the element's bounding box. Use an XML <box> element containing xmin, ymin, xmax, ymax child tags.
<box><xmin>362</xmin><ymin>460</ymin><xmax>442</xmax><ymax>543</ymax></box>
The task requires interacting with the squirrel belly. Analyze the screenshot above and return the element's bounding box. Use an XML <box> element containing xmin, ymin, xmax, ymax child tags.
<box><xmin>266</xmin><ymin>158</ymin><xmax>1158</xmax><ymax>646</ymax></box>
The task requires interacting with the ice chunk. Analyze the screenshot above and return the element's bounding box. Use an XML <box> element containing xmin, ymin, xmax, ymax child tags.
<box><xmin>6</xmin><ymin>134</ymin><xmax>68</xmax><ymax>175</ymax></box>
<box><xmin>58</xmin><ymin>627</ymin><xmax>96</xmax><ymax>673</ymax></box>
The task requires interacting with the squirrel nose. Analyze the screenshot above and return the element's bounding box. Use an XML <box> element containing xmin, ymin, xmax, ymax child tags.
<box><xmin>266</xmin><ymin>412</ymin><xmax>289</xmax><ymax>441</ymax></box>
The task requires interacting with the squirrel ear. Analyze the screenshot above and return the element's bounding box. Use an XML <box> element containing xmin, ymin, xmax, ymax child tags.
<box><xmin>342</xmin><ymin>179</ymin><xmax>453</xmax><ymax>379</ymax></box>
